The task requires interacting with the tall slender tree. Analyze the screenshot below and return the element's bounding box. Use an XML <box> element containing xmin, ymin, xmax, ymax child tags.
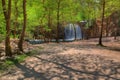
<box><xmin>1</xmin><ymin>0</ymin><xmax>12</xmax><ymax>57</ymax></box>
<box><xmin>56</xmin><ymin>0</ymin><xmax>61</xmax><ymax>42</ymax></box>
<box><xmin>13</xmin><ymin>0</ymin><xmax>19</xmax><ymax>38</ymax></box>
<box><xmin>18</xmin><ymin>0</ymin><xmax>27</xmax><ymax>52</ymax></box>
<box><xmin>98</xmin><ymin>0</ymin><xmax>105</xmax><ymax>46</ymax></box>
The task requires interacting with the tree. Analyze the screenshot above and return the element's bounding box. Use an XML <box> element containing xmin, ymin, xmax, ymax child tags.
<box><xmin>18</xmin><ymin>0</ymin><xmax>27</xmax><ymax>52</ymax></box>
<box><xmin>12</xmin><ymin>0</ymin><xmax>19</xmax><ymax>38</ymax></box>
<box><xmin>1</xmin><ymin>0</ymin><xmax>12</xmax><ymax>57</ymax></box>
<box><xmin>56</xmin><ymin>0</ymin><xmax>61</xmax><ymax>42</ymax></box>
<box><xmin>98</xmin><ymin>0</ymin><xmax>105</xmax><ymax>46</ymax></box>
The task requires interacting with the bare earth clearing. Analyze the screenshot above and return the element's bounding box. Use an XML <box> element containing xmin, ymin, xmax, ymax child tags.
<box><xmin>0</xmin><ymin>37</ymin><xmax>120</xmax><ymax>80</ymax></box>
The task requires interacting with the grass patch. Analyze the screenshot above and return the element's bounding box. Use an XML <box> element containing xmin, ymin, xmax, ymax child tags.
<box><xmin>0</xmin><ymin>54</ymin><xmax>27</xmax><ymax>73</ymax></box>
<box><xmin>0</xmin><ymin>49</ymin><xmax>39</xmax><ymax>73</ymax></box>
<box><xmin>15</xmin><ymin>54</ymin><xmax>28</xmax><ymax>63</ymax></box>
<box><xmin>0</xmin><ymin>59</ymin><xmax>15</xmax><ymax>73</ymax></box>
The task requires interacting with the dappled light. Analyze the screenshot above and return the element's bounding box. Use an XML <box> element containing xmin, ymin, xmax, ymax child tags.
<box><xmin>1</xmin><ymin>51</ymin><xmax>120</xmax><ymax>80</ymax></box>
<box><xmin>0</xmin><ymin>0</ymin><xmax>120</xmax><ymax>79</ymax></box>
<box><xmin>0</xmin><ymin>38</ymin><xmax>120</xmax><ymax>80</ymax></box>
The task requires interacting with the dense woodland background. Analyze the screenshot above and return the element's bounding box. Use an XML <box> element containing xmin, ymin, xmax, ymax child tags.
<box><xmin>0</xmin><ymin>0</ymin><xmax>120</xmax><ymax>57</ymax></box>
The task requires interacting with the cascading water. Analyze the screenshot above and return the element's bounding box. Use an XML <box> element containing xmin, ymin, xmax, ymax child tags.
<box><xmin>64</xmin><ymin>23</ymin><xmax>75</xmax><ymax>41</ymax></box>
<box><xmin>74</xmin><ymin>24</ymin><xmax>82</xmax><ymax>40</ymax></box>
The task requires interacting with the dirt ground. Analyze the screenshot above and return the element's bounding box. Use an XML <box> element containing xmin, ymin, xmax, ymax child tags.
<box><xmin>0</xmin><ymin>37</ymin><xmax>120</xmax><ymax>80</ymax></box>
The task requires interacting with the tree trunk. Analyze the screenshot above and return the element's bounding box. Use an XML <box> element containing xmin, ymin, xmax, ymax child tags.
<box><xmin>48</xmin><ymin>9</ymin><xmax>52</xmax><ymax>42</ymax></box>
<box><xmin>114</xmin><ymin>27</ymin><xmax>117</xmax><ymax>40</ymax></box>
<box><xmin>18</xmin><ymin>0</ymin><xmax>27</xmax><ymax>52</ymax></box>
<box><xmin>2</xmin><ymin>0</ymin><xmax>12</xmax><ymax>57</ymax></box>
<box><xmin>98</xmin><ymin>0</ymin><xmax>105</xmax><ymax>46</ymax></box>
<box><xmin>56</xmin><ymin>0</ymin><xmax>60</xmax><ymax>43</ymax></box>
<box><xmin>13</xmin><ymin>0</ymin><xmax>19</xmax><ymax>38</ymax></box>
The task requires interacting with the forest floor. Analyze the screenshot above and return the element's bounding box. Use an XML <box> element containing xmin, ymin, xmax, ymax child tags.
<box><xmin>0</xmin><ymin>37</ymin><xmax>120</xmax><ymax>80</ymax></box>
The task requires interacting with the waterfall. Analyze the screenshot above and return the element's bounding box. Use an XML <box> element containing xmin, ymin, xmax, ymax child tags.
<box><xmin>64</xmin><ymin>23</ymin><xmax>75</xmax><ymax>41</ymax></box>
<box><xmin>74</xmin><ymin>24</ymin><xmax>82</xmax><ymax>40</ymax></box>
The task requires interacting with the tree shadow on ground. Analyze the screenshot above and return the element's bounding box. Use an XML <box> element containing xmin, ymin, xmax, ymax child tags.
<box><xmin>104</xmin><ymin>46</ymin><xmax>120</xmax><ymax>52</ymax></box>
<box><xmin>1</xmin><ymin>59</ymin><xmax>49</xmax><ymax>80</ymax></box>
<box><xmin>1</xmin><ymin>53</ymin><xmax>120</xmax><ymax>80</ymax></box>
<box><xmin>34</xmin><ymin>55</ymin><xmax>120</xmax><ymax>80</ymax></box>
<box><xmin>1</xmin><ymin>40</ymin><xmax>120</xmax><ymax>80</ymax></box>
<box><xmin>14</xmin><ymin>63</ymin><xmax>48</xmax><ymax>80</ymax></box>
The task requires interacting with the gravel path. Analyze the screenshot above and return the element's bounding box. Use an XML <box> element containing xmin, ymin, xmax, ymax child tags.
<box><xmin>0</xmin><ymin>38</ymin><xmax>120</xmax><ymax>80</ymax></box>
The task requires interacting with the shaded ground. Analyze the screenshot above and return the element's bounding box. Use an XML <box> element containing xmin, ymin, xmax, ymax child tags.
<box><xmin>0</xmin><ymin>37</ymin><xmax>120</xmax><ymax>80</ymax></box>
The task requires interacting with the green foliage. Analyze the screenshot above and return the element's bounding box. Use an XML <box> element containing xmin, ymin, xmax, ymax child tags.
<box><xmin>0</xmin><ymin>55</ymin><xmax>26</xmax><ymax>72</ymax></box>
<box><xmin>0</xmin><ymin>0</ymin><xmax>119</xmax><ymax>37</ymax></box>
<box><xmin>43</xmin><ymin>26</ymin><xmax>51</xmax><ymax>32</ymax></box>
<box><xmin>0</xmin><ymin>49</ymin><xmax>40</xmax><ymax>73</ymax></box>
<box><xmin>15</xmin><ymin>54</ymin><xmax>27</xmax><ymax>62</ymax></box>
<box><xmin>0</xmin><ymin>0</ymin><xmax>119</xmax><ymax>39</ymax></box>
<box><xmin>0</xmin><ymin>59</ymin><xmax>15</xmax><ymax>72</ymax></box>
<box><xmin>0</xmin><ymin>8</ymin><xmax>5</xmax><ymax>35</ymax></box>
